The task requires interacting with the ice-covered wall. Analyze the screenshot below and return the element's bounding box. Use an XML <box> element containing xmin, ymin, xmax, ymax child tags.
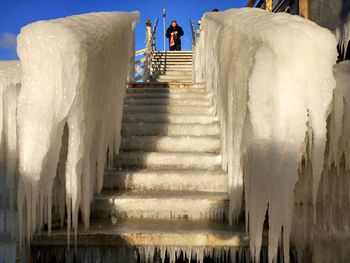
<box><xmin>194</xmin><ymin>8</ymin><xmax>337</xmax><ymax>263</ymax></box>
<box><xmin>0</xmin><ymin>61</ymin><xmax>20</xmax><ymax>211</ymax></box>
<box><xmin>309</xmin><ymin>0</ymin><xmax>350</xmax><ymax>29</ymax></box>
<box><xmin>0</xmin><ymin>61</ymin><xmax>20</xmax><ymax>263</ymax></box>
<box><xmin>16</xmin><ymin>11</ymin><xmax>139</xmax><ymax>246</ymax></box>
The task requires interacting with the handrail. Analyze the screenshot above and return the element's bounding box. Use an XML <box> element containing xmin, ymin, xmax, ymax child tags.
<box><xmin>132</xmin><ymin>18</ymin><xmax>159</xmax><ymax>82</ymax></box>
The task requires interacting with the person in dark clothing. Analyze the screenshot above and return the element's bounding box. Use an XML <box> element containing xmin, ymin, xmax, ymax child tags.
<box><xmin>166</xmin><ymin>20</ymin><xmax>184</xmax><ymax>51</ymax></box>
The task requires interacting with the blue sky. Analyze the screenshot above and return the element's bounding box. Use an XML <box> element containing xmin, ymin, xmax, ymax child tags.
<box><xmin>0</xmin><ymin>0</ymin><xmax>247</xmax><ymax>60</ymax></box>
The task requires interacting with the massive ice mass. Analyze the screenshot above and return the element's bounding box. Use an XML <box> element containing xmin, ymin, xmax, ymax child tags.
<box><xmin>194</xmin><ymin>8</ymin><xmax>337</xmax><ymax>263</ymax></box>
<box><xmin>16</xmin><ymin>11</ymin><xmax>139</xmax><ymax>246</ymax></box>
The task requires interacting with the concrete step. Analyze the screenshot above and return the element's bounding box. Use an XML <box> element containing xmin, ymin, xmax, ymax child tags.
<box><xmin>152</xmin><ymin>78</ymin><xmax>192</xmax><ymax>83</ymax></box>
<box><xmin>152</xmin><ymin>64</ymin><xmax>192</xmax><ymax>68</ymax></box>
<box><xmin>126</xmin><ymin>87</ymin><xmax>205</xmax><ymax>94</ymax></box>
<box><xmin>122</xmin><ymin>113</ymin><xmax>217</xmax><ymax>124</ymax></box>
<box><xmin>127</xmin><ymin>82</ymin><xmax>204</xmax><ymax>89</ymax></box>
<box><xmin>153</xmin><ymin>71</ymin><xmax>192</xmax><ymax>76</ymax></box>
<box><xmin>91</xmin><ymin>191</ymin><xmax>228</xmax><ymax>220</ymax></box>
<box><xmin>151</xmin><ymin>61</ymin><xmax>192</xmax><ymax>65</ymax></box>
<box><xmin>124</xmin><ymin>98</ymin><xmax>210</xmax><ymax>106</ymax></box>
<box><xmin>123</xmin><ymin>105</ymin><xmax>213</xmax><ymax>115</ymax></box>
<box><xmin>120</xmin><ymin>135</ymin><xmax>219</xmax><ymax>153</ymax></box>
<box><xmin>154</xmin><ymin>51</ymin><xmax>193</xmax><ymax>55</ymax></box>
<box><xmin>31</xmin><ymin>218</ymin><xmax>249</xmax><ymax>248</ymax></box>
<box><xmin>152</xmin><ymin>59</ymin><xmax>192</xmax><ymax>63</ymax></box>
<box><xmin>103</xmin><ymin>169</ymin><xmax>227</xmax><ymax>192</ymax></box>
<box><xmin>121</xmin><ymin>123</ymin><xmax>220</xmax><ymax>137</ymax></box>
<box><xmin>125</xmin><ymin>92</ymin><xmax>209</xmax><ymax>100</ymax></box>
<box><xmin>114</xmin><ymin>151</ymin><xmax>221</xmax><ymax>170</ymax></box>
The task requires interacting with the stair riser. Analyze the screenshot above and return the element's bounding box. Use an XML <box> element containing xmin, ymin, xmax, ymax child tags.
<box><xmin>114</xmin><ymin>152</ymin><xmax>221</xmax><ymax>170</ymax></box>
<box><xmin>124</xmin><ymin>98</ymin><xmax>211</xmax><ymax>106</ymax></box>
<box><xmin>125</xmin><ymin>93</ymin><xmax>210</xmax><ymax>99</ymax></box>
<box><xmin>123</xmin><ymin>106</ymin><xmax>213</xmax><ymax>115</ymax></box>
<box><xmin>121</xmin><ymin>123</ymin><xmax>220</xmax><ymax>136</ymax></box>
<box><xmin>126</xmin><ymin>88</ymin><xmax>204</xmax><ymax>94</ymax></box>
<box><xmin>122</xmin><ymin>114</ymin><xmax>217</xmax><ymax>124</ymax></box>
<box><xmin>121</xmin><ymin>136</ymin><xmax>219</xmax><ymax>153</ymax></box>
<box><xmin>91</xmin><ymin>199</ymin><xmax>228</xmax><ymax>220</ymax></box>
<box><xmin>103</xmin><ymin>170</ymin><xmax>227</xmax><ymax>192</ymax></box>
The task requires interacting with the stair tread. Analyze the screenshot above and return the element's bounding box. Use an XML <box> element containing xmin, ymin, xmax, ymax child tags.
<box><xmin>32</xmin><ymin>218</ymin><xmax>249</xmax><ymax>247</ymax></box>
<box><xmin>96</xmin><ymin>190</ymin><xmax>229</xmax><ymax>200</ymax></box>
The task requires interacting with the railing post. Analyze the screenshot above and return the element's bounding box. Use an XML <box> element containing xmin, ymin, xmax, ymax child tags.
<box><xmin>265</xmin><ymin>0</ymin><xmax>272</xmax><ymax>11</ymax></box>
<box><xmin>299</xmin><ymin>0</ymin><xmax>309</xmax><ymax>18</ymax></box>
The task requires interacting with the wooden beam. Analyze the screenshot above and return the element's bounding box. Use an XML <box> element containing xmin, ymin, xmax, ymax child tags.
<box><xmin>265</xmin><ymin>0</ymin><xmax>272</xmax><ymax>11</ymax></box>
<box><xmin>246</xmin><ymin>0</ymin><xmax>257</xmax><ymax>7</ymax></box>
<box><xmin>299</xmin><ymin>0</ymin><xmax>309</xmax><ymax>18</ymax></box>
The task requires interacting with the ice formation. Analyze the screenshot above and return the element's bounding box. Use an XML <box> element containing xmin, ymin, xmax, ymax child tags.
<box><xmin>0</xmin><ymin>61</ymin><xmax>20</xmax><ymax>263</ymax></box>
<box><xmin>0</xmin><ymin>61</ymin><xmax>20</xmax><ymax>212</ymax></box>
<box><xmin>194</xmin><ymin>8</ymin><xmax>337</xmax><ymax>263</ymax></box>
<box><xmin>336</xmin><ymin>18</ymin><xmax>350</xmax><ymax>59</ymax></box>
<box><xmin>16</xmin><ymin>11</ymin><xmax>139</xmax><ymax>246</ymax></box>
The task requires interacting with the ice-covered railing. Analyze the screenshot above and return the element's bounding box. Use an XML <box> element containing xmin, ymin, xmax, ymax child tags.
<box><xmin>194</xmin><ymin>8</ymin><xmax>337</xmax><ymax>263</ymax></box>
<box><xmin>0</xmin><ymin>61</ymin><xmax>20</xmax><ymax>263</ymax></box>
<box><xmin>133</xmin><ymin>19</ymin><xmax>158</xmax><ymax>82</ymax></box>
<box><xmin>16</xmin><ymin>11</ymin><xmax>139</xmax><ymax>247</ymax></box>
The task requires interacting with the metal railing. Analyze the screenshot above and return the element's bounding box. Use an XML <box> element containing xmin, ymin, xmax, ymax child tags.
<box><xmin>133</xmin><ymin>19</ymin><xmax>159</xmax><ymax>82</ymax></box>
<box><xmin>246</xmin><ymin>0</ymin><xmax>300</xmax><ymax>14</ymax></box>
<box><xmin>190</xmin><ymin>19</ymin><xmax>200</xmax><ymax>49</ymax></box>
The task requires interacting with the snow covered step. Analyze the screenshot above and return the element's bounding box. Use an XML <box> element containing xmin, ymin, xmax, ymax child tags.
<box><xmin>31</xmin><ymin>218</ymin><xmax>250</xmax><ymax>248</ymax></box>
<box><xmin>103</xmin><ymin>169</ymin><xmax>227</xmax><ymax>192</ymax></box>
<box><xmin>114</xmin><ymin>152</ymin><xmax>221</xmax><ymax>170</ymax></box>
<box><xmin>126</xmin><ymin>87</ymin><xmax>205</xmax><ymax>94</ymax></box>
<box><xmin>154</xmin><ymin>77</ymin><xmax>192</xmax><ymax>83</ymax></box>
<box><xmin>120</xmin><ymin>136</ymin><xmax>220</xmax><ymax>153</ymax></box>
<box><xmin>152</xmin><ymin>62</ymin><xmax>193</xmax><ymax>66</ymax></box>
<box><xmin>127</xmin><ymin>82</ymin><xmax>204</xmax><ymax>89</ymax></box>
<box><xmin>125</xmin><ymin>92</ymin><xmax>209</xmax><ymax>100</ymax></box>
<box><xmin>122</xmin><ymin>113</ymin><xmax>217</xmax><ymax>124</ymax></box>
<box><xmin>124</xmin><ymin>98</ymin><xmax>211</xmax><ymax>106</ymax></box>
<box><xmin>123</xmin><ymin>105</ymin><xmax>213</xmax><ymax>115</ymax></box>
<box><xmin>91</xmin><ymin>191</ymin><xmax>229</xmax><ymax>220</ymax></box>
<box><xmin>153</xmin><ymin>57</ymin><xmax>193</xmax><ymax>60</ymax></box>
<box><xmin>152</xmin><ymin>64</ymin><xmax>193</xmax><ymax>69</ymax></box>
<box><xmin>121</xmin><ymin>123</ymin><xmax>220</xmax><ymax>136</ymax></box>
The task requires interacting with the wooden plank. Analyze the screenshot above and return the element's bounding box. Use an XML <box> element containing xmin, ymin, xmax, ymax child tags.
<box><xmin>299</xmin><ymin>0</ymin><xmax>309</xmax><ymax>18</ymax></box>
<box><xmin>265</xmin><ymin>0</ymin><xmax>272</xmax><ymax>11</ymax></box>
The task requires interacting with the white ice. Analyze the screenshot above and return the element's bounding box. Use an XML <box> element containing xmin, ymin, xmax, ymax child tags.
<box><xmin>16</xmin><ymin>11</ymin><xmax>139</xmax><ymax>247</ymax></box>
<box><xmin>0</xmin><ymin>61</ymin><xmax>20</xmax><ymax>263</ymax></box>
<box><xmin>194</xmin><ymin>8</ymin><xmax>337</xmax><ymax>263</ymax></box>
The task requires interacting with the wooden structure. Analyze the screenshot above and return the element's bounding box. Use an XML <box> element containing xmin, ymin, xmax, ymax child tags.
<box><xmin>246</xmin><ymin>0</ymin><xmax>308</xmax><ymax>18</ymax></box>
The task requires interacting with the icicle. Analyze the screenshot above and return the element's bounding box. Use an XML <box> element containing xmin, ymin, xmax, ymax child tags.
<box><xmin>16</xmin><ymin>11</ymin><xmax>140</xmax><ymax>247</ymax></box>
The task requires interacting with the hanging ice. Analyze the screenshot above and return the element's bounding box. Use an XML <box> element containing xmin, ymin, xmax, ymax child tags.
<box><xmin>194</xmin><ymin>8</ymin><xmax>337</xmax><ymax>263</ymax></box>
<box><xmin>16</xmin><ymin>11</ymin><xmax>139</xmax><ymax>246</ymax></box>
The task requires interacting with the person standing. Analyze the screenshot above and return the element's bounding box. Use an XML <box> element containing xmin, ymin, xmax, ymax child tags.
<box><xmin>166</xmin><ymin>20</ymin><xmax>184</xmax><ymax>51</ymax></box>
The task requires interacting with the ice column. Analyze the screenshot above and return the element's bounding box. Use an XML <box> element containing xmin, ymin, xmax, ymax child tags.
<box><xmin>0</xmin><ymin>61</ymin><xmax>21</xmax><ymax>263</ymax></box>
<box><xmin>194</xmin><ymin>8</ymin><xmax>337</xmax><ymax>263</ymax></box>
<box><xmin>16</xmin><ymin>11</ymin><xmax>139</xmax><ymax>246</ymax></box>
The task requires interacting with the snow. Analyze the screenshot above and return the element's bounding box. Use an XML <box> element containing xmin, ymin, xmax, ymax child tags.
<box><xmin>194</xmin><ymin>8</ymin><xmax>337</xmax><ymax>263</ymax></box>
<box><xmin>16</xmin><ymin>11</ymin><xmax>139</xmax><ymax>247</ymax></box>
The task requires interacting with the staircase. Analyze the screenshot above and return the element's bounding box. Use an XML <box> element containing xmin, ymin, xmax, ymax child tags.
<box><xmin>150</xmin><ymin>51</ymin><xmax>193</xmax><ymax>83</ymax></box>
<box><xmin>31</xmin><ymin>51</ymin><xmax>251</xmax><ymax>263</ymax></box>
